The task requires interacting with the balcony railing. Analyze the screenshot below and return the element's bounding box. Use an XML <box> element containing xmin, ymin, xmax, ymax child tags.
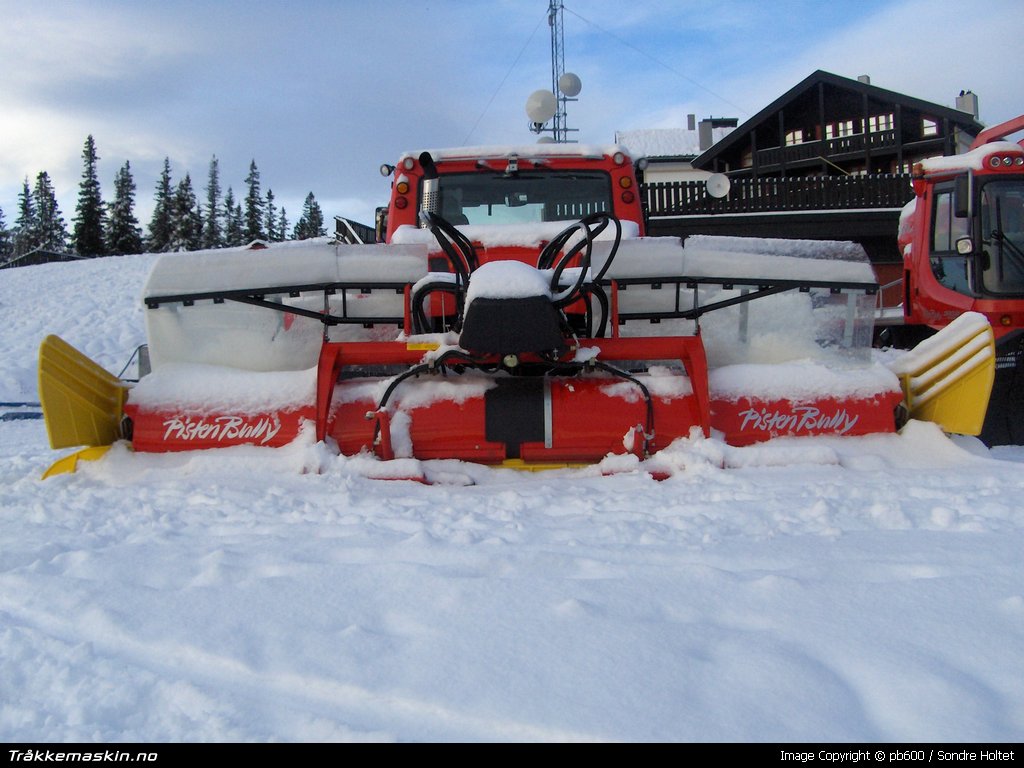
<box><xmin>755</xmin><ymin>130</ymin><xmax>899</xmax><ymax>169</ymax></box>
<box><xmin>643</xmin><ymin>173</ymin><xmax>913</xmax><ymax>217</ymax></box>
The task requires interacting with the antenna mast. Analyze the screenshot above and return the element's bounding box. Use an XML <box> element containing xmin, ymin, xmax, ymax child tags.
<box><xmin>549</xmin><ymin>1</ymin><xmax>568</xmax><ymax>142</ymax></box>
<box><xmin>526</xmin><ymin>1</ymin><xmax>581</xmax><ymax>142</ymax></box>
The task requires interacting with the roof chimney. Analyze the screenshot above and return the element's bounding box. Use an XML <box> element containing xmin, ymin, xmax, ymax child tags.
<box><xmin>956</xmin><ymin>90</ymin><xmax>979</xmax><ymax>118</ymax></box>
<box><xmin>857</xmin><ymin>75</ymin><xmax>871</xmax><ymax>85</ymax></box>
<box><xmin>687</xmin><ymin>114</ymin><xmax>696</xmax><ymax>131</ymax></box>
<box><xmin>699</xmin><ymin>117</ymin><xmax>739</xmax><ymax>152</ymax></box>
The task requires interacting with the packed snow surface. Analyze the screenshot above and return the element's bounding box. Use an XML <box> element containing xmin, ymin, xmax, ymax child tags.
<box><xmin>2</xmin><ymin>251</ymin><xmax>1024</xmax><ymax>742</ymax></box>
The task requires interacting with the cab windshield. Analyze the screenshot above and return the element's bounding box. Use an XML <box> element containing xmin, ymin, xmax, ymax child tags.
<box><xmin>979</xmin><ymin>179</ymin><xmax>1024</xmax><ymax>295</ymax></box>
<box><xmin>426</xmin><ymin>170</ymin><xmax>612</xmax><ymax>226</ymax></box>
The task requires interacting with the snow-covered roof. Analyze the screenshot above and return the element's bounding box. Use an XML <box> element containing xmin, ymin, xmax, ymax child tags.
<box><xmin>615</xmin><ymin>128</ymin><xmax>733</xmax><ymax>160</ymax></box>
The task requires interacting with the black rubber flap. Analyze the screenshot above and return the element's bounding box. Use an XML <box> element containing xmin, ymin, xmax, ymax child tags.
<box><xmin>460</xmin><ymin>296</ymin><xmax>567</xmax><ymax>356</ymax></box>
<box><xmin>485</xmin><ymin>378</ymin><xmax>546</xmax><ymax>459</ymax></box>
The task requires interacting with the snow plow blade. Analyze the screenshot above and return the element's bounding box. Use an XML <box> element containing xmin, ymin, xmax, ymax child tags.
<box><xmin>887</xmin><ymin>313</ymin><xmax>996</xmax><ymax>436</ymax></box>
<box><xmin>38</xmin><ymin>334</ymin><xmax>127</xmax><ymax>456</ymax></box>
<box><xmin>40</xmin><ymin>445</ymin><xmax>113</xmax><ymax>479</ymax></box>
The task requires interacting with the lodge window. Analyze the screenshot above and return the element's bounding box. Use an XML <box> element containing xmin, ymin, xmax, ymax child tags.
<box><xmin>868</xmin><ymin>113</ymin><xmax>893</xmax><ymax>132</ymax></box>
<box><xmin>922</xmin><ymin>118</ymin><xmax>939</xmax><ymax>137</ymax></box>
<box><xmin>785</xmin><ymin>129</ymin><xmax>804</xmax><ymax>146</ymax></box>
<box><xmin>825</xmin><ymin>120</ymin><xmax>856</xmax><ymax>139</ymax></box>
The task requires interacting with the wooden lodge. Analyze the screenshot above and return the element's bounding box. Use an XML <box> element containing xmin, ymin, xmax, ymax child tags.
<box><xmin>638</xmin><ymin>71</ymin><xmax>985</xmax><ymax>301</ymax></box>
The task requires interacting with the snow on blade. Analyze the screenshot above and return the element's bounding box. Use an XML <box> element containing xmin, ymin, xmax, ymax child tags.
<box><xmin>128</xmin><ymin>363</ymin><xmax>318</xmax><ymax>412</ymax></box>
<box><xmin>711</xmin><ymin>360</ymin><xmax>900</xmax><ymax>402</ymax></box>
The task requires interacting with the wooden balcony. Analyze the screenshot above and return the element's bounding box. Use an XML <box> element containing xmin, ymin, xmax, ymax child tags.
<box><xmin>643</xmin><ymin>173</ymin><xmax>913</xmax><ymax>217</ymax></box>
<box><xmin>755</xmin><ymin>130</ymin><xmax>901</xmax><ymax>170</ymax></box>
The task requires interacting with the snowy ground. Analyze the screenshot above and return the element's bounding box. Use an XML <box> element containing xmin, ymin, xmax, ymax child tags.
<box><xmin>1</xmin><ymin>253</ymin><xmax>1023</xmax><ymax>742</ymax></box>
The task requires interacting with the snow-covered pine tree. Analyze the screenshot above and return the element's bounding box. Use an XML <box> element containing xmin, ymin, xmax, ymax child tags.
<box><xmin>243</xmin><ymin>160</ymin><xmax>265</xmax><ymax>243</ymax></box>
<box><xmin>33</xmin><ymin>171</ymin><xmax>69</xmax><ymax>252</ymax></box>
<box><xmin>223</xmin><ymin>187</ymin><xmax>243</xmax><ymax>247</ymax></box>
<box><xmin>147</xmin><ymin>158</ymin><xmax>174</xmax><ymax>252</ymax></box>
<box><xmin>13</xmin><ymin>179</ymin><xmax>36</xmax><ymax>257</ymax></box>
<box><xmin>0</xmin><ymin>205</ymin><xmax>10</xmax><ymax>264</ymax></box>
<box><xmin>169</xmin><ymin>173</ymin><xmax>202</xmax><ymax>252</ymax></box>
<box><xmin>293</xmin><ymin>192</ymin><xmax>326</xmax><ymax>240</ymax></box>
<box><xmin>277</xmin><ymin>208</ymin><xmax>289</xmax><ymax>242</ymax></box>
<box><xmin>72</xmin><ymin>135</ymin><xmax>107</xmax><ymax>257</ymax></box>
<box><xmin>265</xmin><ymin>188</ymin><xmax>278</xmax><ymax>242</ymax></box>
<box><xmin>107</xmin><ymin>161</ymin><xmax>144</xmax><ymax>255</ymax></box>
<box><xmin>202</xmin><ymin>156</ymin><xmax>223</xmax><ymax>249</ymax></box>
<box><xmin>232</xmin><ymin>203</ymin><xmax>244</xmax><ymax>243</ymax></box>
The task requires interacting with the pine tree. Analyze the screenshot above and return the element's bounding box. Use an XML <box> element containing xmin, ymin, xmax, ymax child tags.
<box><xmin>147</xmin><ymin>158</ymin><xmax>173</xmax><ymax>252</ymax></box>
<box><xmin>33</xmin><ymin>171</ymin><xmax>69</xmax><ymax>252</ymax></box>
<box><xmin>231</xmin><ymin>203</ymin><xmax>244</xmax><ymax>243</ymax></box>
<box><xmin>0</xmin><ymin>206</ymin><xmax>10</xmax><ymax>264</ymax></box>
<box><xmin>107</xmin><ymin>161</ymin><xmax>144</xmax><ymax>255</ymax></box>
<box><xmin>13</xmin><ymin>178</ymin><xmax>36</xmax><ymax>257</ymax></box>
<box><xmin>72</xmin><ymin>135</ymin><xmax>107</xmax><ymax>257</ymax></box>
<box><xmin>277</xmin><ymin>208</ymin><xmax>289</xmax><ymax>242</ymax></box>
<box><xmin>223</xmin><ymin>187</ymin><xmax>243</xmax><ymax>246</ymax></box>
<box><xmin>265</xmin><ymin>188</ymin><xmax>278</xmax><ymax>241</ymax></box>
<box><xmin>202</xmin><ymin>155</ymin><xmax>223</xmax><ymax>249</ymax></box>
<box><xmin>243</xmin><ymin>159</ymin><xmax>265</xmax><ymax>242</ymax></box>
<box><xmin>169</xmin><ymin>173</ymin><xmax>202</xmax><ymax>252</ymax></box>
<box><xmin>293</xmin><ymin>192</ymin><xmax>326</xmax><ymax>240</ymax></box>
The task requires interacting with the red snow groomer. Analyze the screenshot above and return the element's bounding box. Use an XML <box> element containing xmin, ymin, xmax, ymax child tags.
<box><xmin>894</xmin><ymin>115</ymin><xmax>1024</xmax><ymax>444</ymax></box>
<box><xmin>39</xmin><ymin>145</ymin><xmax>995</xmax><ymax>478</ymax></box>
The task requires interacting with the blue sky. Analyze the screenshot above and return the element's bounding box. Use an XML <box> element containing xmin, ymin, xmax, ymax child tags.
<box><xmin>2</xmin><ymin>0</ymin><xmax>1022</xmax><ymax>231</ymax></box>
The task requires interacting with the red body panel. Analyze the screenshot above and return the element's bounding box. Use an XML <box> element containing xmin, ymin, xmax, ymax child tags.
<box><xmin>711</xmin><ymin>392</ymin><xmax>902</xmax><ymax>446</ymax></box>
<box><xmin>126</xmin><ymin>404</ymin><xmax>316</xmax><ymax>452</ymax></box>
<box><xmin>327</xmin><ymin>378</ymin><xmax>701</xmax><ymax>463</ymax></box>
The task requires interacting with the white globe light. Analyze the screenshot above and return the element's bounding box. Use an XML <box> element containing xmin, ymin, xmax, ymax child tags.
<box><xmin>558</xmin><ymin>72</ymin><xmax>582</xmax><ymax>98</ymax></box>
<box><xmin>526</xmin><ymin>89</ymin><xmax>557</xmax><ymax>123</ymax></box>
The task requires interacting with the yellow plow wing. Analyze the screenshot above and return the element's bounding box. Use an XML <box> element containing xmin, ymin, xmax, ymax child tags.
<box><xmin>38</xmin><ymin>335</ymin><xmax>128</xmax><ymax>477</ymax></box>
<box><xmin>888</xmin><ymin>313</ymin><xmax>996</xmax><ymax>436</ymax></box>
